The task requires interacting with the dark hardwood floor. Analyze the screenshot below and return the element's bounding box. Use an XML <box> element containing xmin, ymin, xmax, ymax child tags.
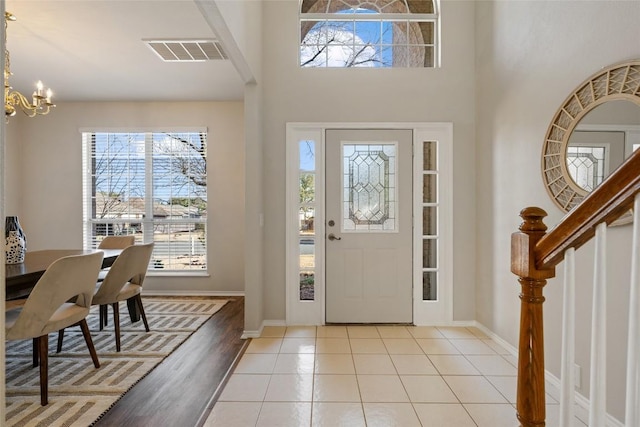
<box><xmin>95</xmin><ymin>296</ymin><xmax>247</xmax><ymax>427</ymax></box>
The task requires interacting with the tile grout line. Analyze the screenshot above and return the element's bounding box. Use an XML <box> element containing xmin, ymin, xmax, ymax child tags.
<box><xmin>216</xmin><ymin>325</ymin><xmax>529</xmax><ymax>426</ymax></box>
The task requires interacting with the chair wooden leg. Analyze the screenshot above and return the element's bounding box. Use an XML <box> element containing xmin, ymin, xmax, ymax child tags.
<box><xmin>99</xmin><ymin>305</ymin><xmax>107</xmax><ymax>330</ymax></box>
<box><xmin>38</xmin><ymin>335</ymin><xmax>48</xmax><ymax>405</ymax></box>
<box><xmin>99</xmin><ymin>305</ymin><xmax>103</xmax><ymax>330</ymax></box>
<box><xmin>112</xmin><ymin>302</ymin><xmax>121</xmax><ymax>352</ymax></box>
<box><xmin>32</xmin><ymin>338</ymin><xmax>39</xmax><ymax>367</ymax></box>
<box><xmin>78</xmin><ymin>319</ymin><xmax>100</xmax><ymax>368</ymax></box>
<box><xmin>134</xmin><ymin>295</ymin><xmax>150</xmax><ymax>332</ymax></box>
<box><xmin>56</xmin><ymin>329</ymin><xmax>65</xmax><ymax>353</ymax></box>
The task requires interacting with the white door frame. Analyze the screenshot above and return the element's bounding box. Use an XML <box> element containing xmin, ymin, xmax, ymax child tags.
<box><xmin>286</xmin><ymin>122</ymin><xmax>453</xmax><ymax>326</ymax></box>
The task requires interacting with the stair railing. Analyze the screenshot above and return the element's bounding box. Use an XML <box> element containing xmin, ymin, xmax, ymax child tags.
<box><xmin>511</xmin><ymin>147</ymin><xmax>640</xmax><ymax>427</ymax></box>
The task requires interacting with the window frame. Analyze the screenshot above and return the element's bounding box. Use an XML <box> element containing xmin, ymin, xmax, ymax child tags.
<box><xmin>81</xmin><ymin>128</ymin><xmax>208</xmax><ymax>275</ymax></box>
<box><xmin>285</xmin><ymin>122</ymin><xmax>453</xmax><ymax>326</ymax></box>
<box><xmin>299</xmin><ymin>6</ymin><xmax>440</xmax><ymax>68</ymax></box>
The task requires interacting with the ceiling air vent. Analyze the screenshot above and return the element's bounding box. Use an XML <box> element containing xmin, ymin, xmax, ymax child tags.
<box><xmin>144</xmin><ymin>39</ymin><xmax>228</xmax><ymax>62</ymax></box>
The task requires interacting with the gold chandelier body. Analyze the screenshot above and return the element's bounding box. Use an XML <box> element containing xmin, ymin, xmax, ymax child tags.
<box><xmin>4</xmin><ymin>12</ymin><xmax>55</xmax><ymax>119</ymax></box>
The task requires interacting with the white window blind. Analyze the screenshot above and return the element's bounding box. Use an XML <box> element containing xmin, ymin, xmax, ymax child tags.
<box><xmin>82</xmin><ymin>131</ymin><xmax>207</xmax><ymax>272</ymax></box>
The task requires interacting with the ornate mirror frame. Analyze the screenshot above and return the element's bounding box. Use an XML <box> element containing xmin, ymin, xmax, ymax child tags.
<box><xmin>541</xmin><ymin>59</ymin><xmax>640</xmax><ymax>212</ymax></box>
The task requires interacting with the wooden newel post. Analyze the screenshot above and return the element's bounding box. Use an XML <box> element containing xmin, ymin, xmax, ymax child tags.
<box><xmin>511</xmin><ymin>207</ymin><xmax>556</xmax><ymax>427</ymax></box>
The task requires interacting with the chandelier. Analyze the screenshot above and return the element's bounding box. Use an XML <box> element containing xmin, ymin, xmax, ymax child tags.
<box><xmin>4</xmin><ymin>12</ymin><xmax>55</xmax><ymax>119</ymax></box>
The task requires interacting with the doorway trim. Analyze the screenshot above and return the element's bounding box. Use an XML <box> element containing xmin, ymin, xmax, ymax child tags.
<box><xmin>285</xmin><ymin>122</ymin><xmax>453</xmax><ymax>326</ymax></box>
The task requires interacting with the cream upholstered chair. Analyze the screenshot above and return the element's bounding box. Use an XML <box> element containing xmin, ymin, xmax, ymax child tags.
<box><xmin>5</xmin><ymin>252</ymin><xmax>104</xmax><ymax>405</ymax></box>
<box><xmin>58</xmin><ymin>242</ymin><xmax>154</xmax><ymax>352</ymax></box>
<box><xmin>97</xmin><ymin>235</ymin><xmax>135</xmax><ymax>249</ymax></box>
<box><xmin>96</xmin><ymin>235</ymin><xmax>136</xmax><ymax>283</ymax></box>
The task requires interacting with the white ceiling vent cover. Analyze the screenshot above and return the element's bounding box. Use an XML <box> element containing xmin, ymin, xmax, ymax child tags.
<box><xmin>144</xmin><ymin>39</ymin><xmax>228</xmax><ymax>62</ymax></box>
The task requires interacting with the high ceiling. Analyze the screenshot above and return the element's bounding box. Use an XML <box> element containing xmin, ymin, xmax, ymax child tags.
<box><xmin>4</xmin><ymin>1</ymin><xmax>245</xmax><ymax>103</ymax></box>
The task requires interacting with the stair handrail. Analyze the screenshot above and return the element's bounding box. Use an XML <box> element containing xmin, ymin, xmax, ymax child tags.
<box><xmin>536</xmin><ymin>147</ymin><xmax>640</xmax><ymax>270</ymax></box>
<box><xmin>511</xmin><ymin>147</ymin><xmax>640</xmax><ymax>427</ymax></box>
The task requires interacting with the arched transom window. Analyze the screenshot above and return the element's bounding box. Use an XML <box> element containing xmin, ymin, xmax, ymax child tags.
<box><xmin>300</xmin><ymin>0</ymin><xmax>439</xmax><ymax>68</ymax></box>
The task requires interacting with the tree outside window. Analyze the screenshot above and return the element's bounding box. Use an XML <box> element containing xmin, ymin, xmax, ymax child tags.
<box><xmin>83</xmin><ymin>131</ymin><xmax>207</xmax><ymax>271</ymax></box>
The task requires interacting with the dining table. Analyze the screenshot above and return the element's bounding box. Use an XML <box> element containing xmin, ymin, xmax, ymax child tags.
<box><xmin>4</xmin><ymin>248</ymin><xmax>142</xmax><ymax>322</ymax></box>
<box><xmin>5</xmin><ymin>249</ymin><xmax>123</xmax><ymax>301</ymax></box>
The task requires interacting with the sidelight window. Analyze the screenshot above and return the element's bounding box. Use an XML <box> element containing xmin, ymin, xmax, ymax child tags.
<box><xmin>299</xmin><ymin>140</ymin><xmax>317</xmax><ymax>300</ymax></box>
<box><xmin>422</xmin><ymin>140</ymin><xmax>438</xmax><ymax>300</ymax></box>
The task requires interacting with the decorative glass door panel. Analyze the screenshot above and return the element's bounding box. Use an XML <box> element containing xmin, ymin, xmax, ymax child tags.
<box><xmin>342</xmin><ymin>144</ymin><xmax>397</xmax><ymax>231</ymax></box>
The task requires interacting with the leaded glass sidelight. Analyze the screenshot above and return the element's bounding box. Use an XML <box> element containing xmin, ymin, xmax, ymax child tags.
<box><xmin>342</xmin><ymin>144</ymin><xmax>397</xmax><ymax>231</ymax></box>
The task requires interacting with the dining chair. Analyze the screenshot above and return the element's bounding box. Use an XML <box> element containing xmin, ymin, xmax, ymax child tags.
<box><xmin>5</xmin><ymin>251</ymin><xmax>104</xmax><ymax>405</ymax></box>
<box><xmin>57</xmin><ymin>242</ymin><xmax>154</xmax><ymax>352</ymax></box>
<box><xmin>96</xmin><ymin>235</ymin><xmax>136</xmax><ymax>284</ymax></box>
<box><xmin>97</xmin><ymin>235</ymin><xmax>135</xmax><ymax>249</ymax></box>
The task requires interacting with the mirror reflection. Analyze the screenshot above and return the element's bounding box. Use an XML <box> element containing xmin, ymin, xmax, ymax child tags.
<box><xmin>566</xmin><ymin>100</ymin><xmax>640</xmax><ymax>192</ymax></box>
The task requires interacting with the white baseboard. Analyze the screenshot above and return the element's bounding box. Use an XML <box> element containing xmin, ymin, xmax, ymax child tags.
<box><xmin>449</xmin><ymin>320</ymin><xmax>477</xmax><ymax>327</ymax></box>
<box><xmin>473</xmin><ymin>321</ymin><xmax>624</xmax><ymax>427</ymax></box>
<box><xmin>471</xmin><ymin>321</ymin><xmax>519</xmax><ymax>358</ymax></box>
<box><xmin>263</xmin><ymin>319</ymin><xmax>287</xmax><ymax>327</ymax></box>
<box><xmin>242</xmin><ymin>319</ymin><xmax>287</xmax><ymax>339</ymax></box>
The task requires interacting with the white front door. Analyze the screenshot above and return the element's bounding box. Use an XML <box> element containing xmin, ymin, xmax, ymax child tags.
<box><xmin>325</xmin><ymin>129</ymin><xmax>413</xmax><ymax>323</ymax></box>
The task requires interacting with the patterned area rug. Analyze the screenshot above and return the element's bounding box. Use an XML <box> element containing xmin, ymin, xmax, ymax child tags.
<box><xmin>5</xmin><ymin>298</ymin><xmax>228</xmax><ymax>427</ymax></box>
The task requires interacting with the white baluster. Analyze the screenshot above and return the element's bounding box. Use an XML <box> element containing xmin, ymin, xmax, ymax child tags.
<box><xmin>589</xmin><ymin>222</ymin><xmax>607</xmax><ymax>427</ymax></box>
<box><xmin>560</xmin><ymin>247</ymin><xmax>576</xmax><ymax>427</ymax></box>
<box><xmin>626</xmin><ymin>194</ymin><xmax>640</xmax><ymax>427</ymax></box>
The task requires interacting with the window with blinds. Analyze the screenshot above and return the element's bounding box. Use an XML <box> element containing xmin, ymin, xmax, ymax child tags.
<box><xmin>82</xmin><ymin>131</ymin><xmax>207</xmax><ymax>272</ymax></box>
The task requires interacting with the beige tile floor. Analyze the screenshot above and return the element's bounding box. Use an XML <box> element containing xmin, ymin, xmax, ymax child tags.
<box><xmin>203</xmin><ymin>325</ymin><xmax>586</xmax><ymax>427</ymax></box>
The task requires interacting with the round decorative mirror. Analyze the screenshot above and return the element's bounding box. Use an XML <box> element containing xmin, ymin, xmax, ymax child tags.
<box><xmin>541</xmin><ymin>59</ymin><xmax>640</xmax><ymax>213</ymax></box>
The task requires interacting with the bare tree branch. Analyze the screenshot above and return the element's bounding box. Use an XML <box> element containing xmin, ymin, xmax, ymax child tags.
<box><xmin>300</xmin><ymin>20</ymin><xmax>392</xmax><ymax>68</ymax></box>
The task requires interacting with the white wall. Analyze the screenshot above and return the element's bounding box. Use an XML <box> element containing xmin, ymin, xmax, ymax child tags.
<box><xmin>260</xmin><ymin>0</ymin><xmax>478</xmax><ymax>321</ymax></box>
<box><xmin>475</xmin><ymin>0</ymin><xmax>640</xmax><ymax>421</ymax></box>
<box><xmin>6</xmin><ymin>101</ymin><xmax>246</xmax><ymax>294</ymax></box>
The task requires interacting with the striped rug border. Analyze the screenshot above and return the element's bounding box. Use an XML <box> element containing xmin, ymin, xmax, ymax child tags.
<box><xmin>5</xmin><ymin>297</ymin><xmax>228</xmax><ymax>427</ymax></box>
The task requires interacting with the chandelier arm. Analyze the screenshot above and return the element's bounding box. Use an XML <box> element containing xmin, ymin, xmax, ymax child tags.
<box><xmin>4</xmin><ymin>11</ymin><xmax>55</xmax><ymax>120</ymax></box>
<box><xmin>7</xmin><ymin>91</ymin><xmax>36</xmax><ymax>117</ymax></box>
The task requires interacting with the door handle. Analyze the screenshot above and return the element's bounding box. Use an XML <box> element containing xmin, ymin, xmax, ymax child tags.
<box><xmin>328</xmin><ymin>233</ymin><xmax>342</xmax><ymax>241</ymax></box>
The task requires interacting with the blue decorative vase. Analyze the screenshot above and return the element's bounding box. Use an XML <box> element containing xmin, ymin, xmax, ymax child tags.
<box><xmin>5</xmin><ymin>216</ymin><xmax>26</xmax><ymax>264</ymax></box>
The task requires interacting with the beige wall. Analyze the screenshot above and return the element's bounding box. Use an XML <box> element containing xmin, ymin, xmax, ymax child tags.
<box><xmin>259</xmin><ymin>0</ymin><xmax>478</xmax><ymax>322</ymax></box>
<box><xmin>214</xmin><ymin>1</ymin><xmax>265</xmax><ymax>331</ymax></box>
<box><xmin>4</xmin><ymin>122</ymin><xmax>22</xmax><ymax>216</ymax></box>
<box><xmin>6</xmin><ymin>101</ymin><xmax>246</xmax><ymax>294</ymax></box>
<box><xmin>580</xmin><ymin>100</ymin><xmax>640</xmax><ymax>126</ymax></box>
<box><xmin>4</xmin><ymin>0</ymin><xmax>638</xmax><ymax>418</ymax></box>
<box><xmin>475</xmin><ymin>0</ymin><xmax>640</xmax><ymax>421</ymax></box>
<box><xmin>214</xmin><ymin>0</ymin><xmax>263</xmax><ymax>80</ymax></box>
